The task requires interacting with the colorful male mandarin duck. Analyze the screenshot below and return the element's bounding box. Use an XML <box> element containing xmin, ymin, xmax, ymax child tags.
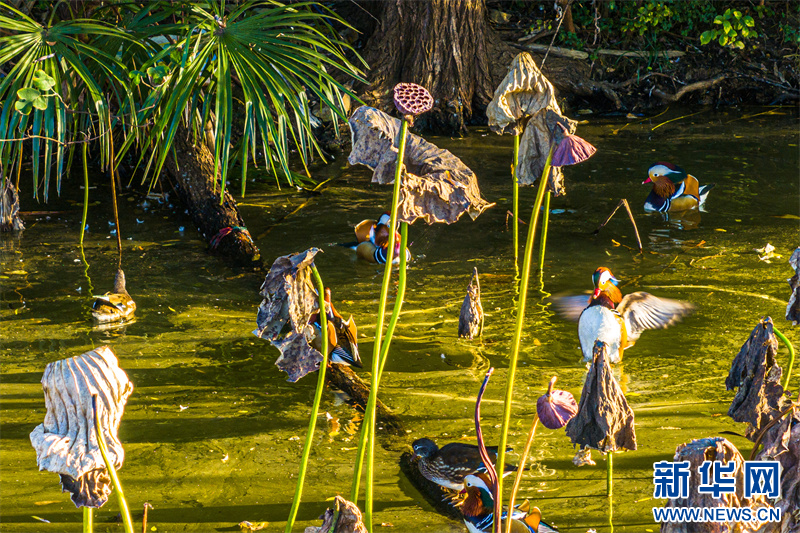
<box><xmin>411</xmin><ymin>438</ymin><xmax>517</xmax><ymax>492</ymax></box>
<box><xmin>91</xmin><ymin>269</ymin><xmax>136</xmax><ymax>323</ymax></box>
<box><xmin>643</xmin><ymin>163</ymin><xmax>715</xmax><ymax>213</ymax></box>
<box><xmin>353</xmin><ymin>212</ymin><xmax>412</xmax><ymax>265</ymax></box>
<box><xmin>462</xmin><ymin>473</ymin><xmax>558</xmax><ymax>533</ymax></box>
<box><xmin>309</xmin><ymin>288</ymin><xmax>362</xmax><ymax>368</ymax></box>
<box><xmin>554</xmin><ymin>267</ymin><xmax>693</xmax><ymax>364</ymax></box>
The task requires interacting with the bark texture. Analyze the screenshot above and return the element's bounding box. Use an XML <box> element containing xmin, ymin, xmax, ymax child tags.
<box><xmin>361</xmin><ymin>0</ymin><xmax>513</xmax><ymax>134</ymax></box>
<box><xmin>163</xmin><ymin>129</ymin><xmax>261</xmax><ymax>269</ymax></box>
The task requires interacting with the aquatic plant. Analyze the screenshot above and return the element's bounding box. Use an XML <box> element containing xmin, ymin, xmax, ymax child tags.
<box><xmin>29</xmin><ymin>346</ymin><xmax>134</xmax><ymax>533</ymax></box>
<box><xmin>536</xmin><ymin>376</ymin><xmax>578</xmax><ymax>431</ymax></box>
<box><xmin>473</xmin><ymin>368</ymin><xmax>501</xmax><ymax>533</ymax></box>
<box><xmin>565</xmin><ymin>341</ymin><xmax>637</xmax><ymax>497</ymax></box>
<box><xmin>458</xmin><ymin>267</ymin><xmax>484</xmax><ymax>340</ymax></box>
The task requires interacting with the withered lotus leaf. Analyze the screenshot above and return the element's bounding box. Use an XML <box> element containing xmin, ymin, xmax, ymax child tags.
<box><xmin>255</xmin><ymin>248</ymin><xmax>320</xmax><ymax>340</ymax></box>
<box><xmin>486</xmin><ymin>52</ymin><xmax>576</xmax><ymax>196</ymax></box>
<box><xmin>303</xmin><ymin>495</ymin><xmax>367</xmax><ymax>533</ymax></box>
<box><xmin>537</xmin><ymin>376</ymin><xmax>578</xmax><ymax>430</ymax></box>
<box><xmin>754</xmin><ymin>412</ymin><xmax>800</xmax><ymax>533</ymax></box>
<box><xmin>660</xmin><ymin>438</ymin><xmax>769</xmax><ymax>533</ymax></box>
<box><xmin>393</xmin><ymin>83</ymin><xmax>433</xmax><ymax>118</ymax></box>
<box><xmin>29</xmin><ymin>346</ymin><xmax>133</xmax><ymax>508</ymax></box>
<box><xmin>348</xmin><ymin>106</ymin><xmax>493</xmax><ymax>225</ymax></box>
<box><xmin>271</xmin><ymin>327</ymin><xmax>324</xmax><ymax>383</ymax></box>
<box><xmin>565</xmin><ymin>341</ymin><xmax>636</xmax><ymax>453</ymax></box>
<box><xmin>787</xmin><ymin>247</ymin><xmax>800</xmax><ymax>325</ymax></box>
<box><xmin>458</xmin><ymin>267</ymin><xmax>483</xmax><ymax>340</ymax></box>
<box><xmin>725</xmin><ymin>317</ymin><xmax>789</xmax><ymax>440</ymax></box>
<box><xmin>551</xmin><ymin>127</ymin><xmax>597</xmax><ymax>167</ymax></box>
<box><xmin>1</xmin><ymin>178</ymin><xmax>24</xmax><ymax>231</ymax></box>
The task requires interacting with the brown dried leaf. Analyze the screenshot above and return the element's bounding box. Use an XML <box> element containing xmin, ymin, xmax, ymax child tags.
<box><xmin>348</xmin><ymin>106</ymin><xmax>492</xmax><ymax>225</ymax></box>
<box><xmin>458</xmin><ymin>268</ymin><xmax>483</xmax><ymax>340</ymax></box>
<box><xmin>566</xmin><ymin>341</ymin><xmax>636</xmax><ymax>453</ymax></box>
<box><xmin>1</xmin><ymin>177</ymin><xmax>24</xmax><ymax>231</ymax></box>
<box><xmin>303</xmin><ymin>496</ymin><xmax>367</xmax><ymax>533</ymax></box>
<box><xmin>725</xmin><ymin>318</ymin><xmax>789</xmax><ymax>440</ymax></box>
<box><xmin>255</xmin><ymin>249</ymin><xmax>320</xmax><ymax>339</ymax></box>
<box><xmin>271</xmin><ymin>327</ymin><xmax>324</xmax><ymax>383</ymax></box>
<box><xmin>661</xmin><ymin>437</ymin><xmax>768</xmax><ymax>533</ymax></box>
<box><xmin>787</xmin><ymin>247</ymin><xmax>800</xmax><ymax>325</ymax></box>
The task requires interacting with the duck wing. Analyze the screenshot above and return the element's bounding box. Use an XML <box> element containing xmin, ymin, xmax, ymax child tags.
<box><xmin>551</xmin><ymin>294</ymin><xmax>592</xmax><ymax>322</ymax></box>
<box><xmin>617</xmin><ymin>292</ymin><xmax>693</xmax><ymax>343</ymax></box>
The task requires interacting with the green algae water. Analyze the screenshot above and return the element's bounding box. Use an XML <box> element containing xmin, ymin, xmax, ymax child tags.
<box><xmin>1</xmin><ymin>106</ymin><xmax>798</xmax><ymax>532</ymax></box>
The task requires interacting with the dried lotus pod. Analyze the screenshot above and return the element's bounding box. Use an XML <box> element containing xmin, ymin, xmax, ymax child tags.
<box><xmin>536</xmin><ymin>376</ymin><xmax>578</xmax><ymax>430</ymax></box>
<box><xmin>458</xmin><ymin>268</ymin><xmax>483</xmax><ymax>340</ymax></box>
<box><xmin>393</xmin><ymin>83</ymin><xmax>433</xmax><ymax>123</ymax></box>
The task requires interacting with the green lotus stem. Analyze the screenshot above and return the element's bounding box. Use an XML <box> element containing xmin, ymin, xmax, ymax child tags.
<box><xmin>505</xmin><ymin>416</ymin><xmax>539</xmax><ymax>533</ymax></box>
<box><xmin>359</xmin><ymin>118</ymin><xmax>409</xmax><ymax>532</ymax></box>
<box><xmin>538</xmin><ymin>192</ymin><xmax>551</xmax><ymax>271</ymax></box>
<box><xmin>285</xmin><ymin>265</ymin><xmax>329</xmax><ymax>533</ymax></box>
<box><xmin>512</xmin><ymin>133</ymin><xmax>520</xmax><ymax>272</ymax></box>
<box><xmin>774</xmin><ymin>326</ymin><xmax>795</xmax><ymax>390</ymax></box>
<box><xmin>494</xmin><ymin>145</ymin><xmax>554</xmax><ymax>515</ymax></box>
<box><xmin>82</xmin><ymin>506</ymin><xmax>92</xmax><ymax>533</ymax></box>
<box><xmin>607</xmin><ymin>451</ymin><xmax>613</xmax><ymax>498</ymax></box>
<box><xmin>92</xmin><ymin>396</ymin><xmax>134</xmax><ymax>533</ymax></box>
<box><xmin>80</xmin><ymin>141</ymin><xmax>89</xmax><ymax>246</ymax></box>
<box><xmin>350</xmin><ymin>222</ymin><xmax>408</xmax><ymax>503</ymax></box>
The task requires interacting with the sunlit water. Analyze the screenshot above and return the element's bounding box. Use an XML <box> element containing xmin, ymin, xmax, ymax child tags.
<box><xmin>2</xmin><ymin>106</ymin><xmax>799</xmax><ymax>532</ymax></box>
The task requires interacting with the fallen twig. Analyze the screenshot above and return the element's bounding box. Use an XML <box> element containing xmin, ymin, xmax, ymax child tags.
<box><xmin>592</xmin><ymin>199</ymin><xmax>643</xmax><ymax>253</ymax></box>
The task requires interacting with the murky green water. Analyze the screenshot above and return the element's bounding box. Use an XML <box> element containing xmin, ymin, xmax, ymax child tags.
<box><xmin>2</xmin><ymin>106</ymin><xmax>799</xmax><ymax>532</ymax></box>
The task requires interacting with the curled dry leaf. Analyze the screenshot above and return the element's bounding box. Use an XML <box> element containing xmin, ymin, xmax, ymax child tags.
<box><xmin>754</xmin><ymin>409</ymin><xmax>800</xmax><ymax>533</ymax></box>
<box><xmin>303</xmin><ymin>495</ymin><xmax>367</xmax><ymax>533</ymax></box>
<box><xmin>566</xmin><ymin>341</ymin><xmax>637</xmax><ymax>453</ymax></box>
<box><xmin>537</xmin><ymin>376</ymin><xmax>578</xmax><ymax>430</ymax></box>
<box><xmin>29</xmin><ymin>346</ymin><xmax>133</xmax><ymax>508</ymax></box>
<box><xmin>787</xmin><ymin>247</ymin><xmax>800</xmax><ymax>325</ymax></box>
<box><xmin>1</xmin><ymin>177</ymin><xmax>24</xmax><ymax>231</ymax></box>
<box><xmin>458</xmin><ymin>267</ymin><xmax>483</xmax><ymax>340</ymax></box>
<box><xmin>486</xmin><ymin>52</ymin><xmax>576</xmax><ymax>196</ymax></box>
<box><xmin>725</xmin><ymin>317</ymin><xmax>789</xmax><ymax>440</ymax></box>
<box><xmin>348</xmin><ymin>106</ymin><xmax>493</xmax><ymax>225</ymax></box>
<box><xmin>660</xmin><ymin>438</ymin><xmax>769</xmax><ymax>533</ymax></box>
<box><xmin>255</xmin><ymin>248</ymin><xmax>320</xmax><ymax>340</ymax></box>
<box><xmin>271</xmin><ymin>327</ymin><xmax>324</xmax><ymax>383</ymax></box>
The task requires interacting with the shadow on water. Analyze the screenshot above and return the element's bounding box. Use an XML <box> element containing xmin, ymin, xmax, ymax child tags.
<box><xmin>1</xmin><ymin>106</ymin><xmax>798</xmax><ymax>532</ymax></box>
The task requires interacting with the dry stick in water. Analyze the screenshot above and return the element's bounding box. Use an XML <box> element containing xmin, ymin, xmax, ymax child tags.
<box><xmin>593</xmin><ymin>198</ymin><xmax>643</xmax><ymax>253</ymax></box>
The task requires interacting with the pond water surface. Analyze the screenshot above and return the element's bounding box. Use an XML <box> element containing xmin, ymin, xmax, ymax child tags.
<box><xmin>1</xmin><ymin>106</ymin><xmax>799</xmax><ymax>532</ymax></box>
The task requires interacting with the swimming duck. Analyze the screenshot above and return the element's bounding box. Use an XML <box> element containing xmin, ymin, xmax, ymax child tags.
<box><xmin>643</xmin><ymin>163</ymin><xmax>715</xmax><ymax>213</ymax></box>
<box><xmin>554</xmin><ymin>267</ymin><xmax>693</xmax><ymax>364</ymax></box>
<box><xmin>462</xmin><ymin>473</ymin><xmax>558</xmax><ymax>533</ymax></box>
<box><xmin>91</xmin><ymin>268</ymin><xmax>136</xmax><ymax>323</ymax></box>
<box><xmin>353</xmin><ymin>213</ymin><xmax>412</xmax><ymax>265</ymax></box>
<box><xmin>411</xmin><ymin>438</ymin><xmax>517</xmax><ymax>492</ymax></box>
<box><xmin>309</xmin><ymin>288</ymin><xmax>362</xmax><ymax>368</ymax></box>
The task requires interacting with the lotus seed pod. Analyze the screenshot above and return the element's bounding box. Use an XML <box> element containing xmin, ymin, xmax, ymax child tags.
<box><xmin>536</xmin><ymin>376</ymin><xmax>578</xmax><ymax>430</ymax></box>
<box><xmin>393</xmin><ymin>83</ymin><xmax>433</xmax><ymax>120</ymax></box>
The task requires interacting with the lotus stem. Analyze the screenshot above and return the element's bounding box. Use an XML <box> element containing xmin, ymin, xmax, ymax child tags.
<box><xmin>350</xmin><ymin>221</ymin><xmax>408</xmax><ymax>503</ymax></box>
<box><xmin>80</xmin><ymin>140</ymin><xmax>89</xmax><ymax>246</ymax></box>
<box><xmin>537</xmin><ymin>192</ymin><xmax>550</xmax><ymax>271</ymax></box>
<box><xmin>360</xmin><ymin>118</ymin><xmax>409</xmax><ymax>532</ymax></box>
<box><xmin>91</xmin><ymin>396</ymin><xmax>134</xmax><ymax>533</ymax></box>
<box><xmin>106</xmin><ymin>113</ymin><xmax>122</xmax><ymax>271</ymax></box>
<box><xmin>474</xmin><ymin>368</ymin><xmax>500</xmax><ymax>533</ymax></box>
<box><xmin>505</xmin><ymin>415</ymin><xmax>539</xmax><ymax>533</ymax></box>
<box><xmin>494</xmin><ymin>145</ymin><xmax>554</xmax><ymax>516</ymax></box>
<box><xmin>82</xmin><ymin>506</ymin><xmax>92</xmax><ymax>533</ymax></box>
<box><xmin>512</xmin><ymin>134</ymin><xmax>520</xmax><ymax>273</ymax></box>
<box><xmin>285</xmin><ymin>265</ymin><xmax>330</xmax><ymax>533</ymax></box>
<box><xmin>774</xmin><ymin>326</ymin><xmax>795</xmax><ymax>390</ymax></box>
<box><xmin>606</xmin><ymin>451</ymin><xmax>613</xmax><ymax>498</ymax></box>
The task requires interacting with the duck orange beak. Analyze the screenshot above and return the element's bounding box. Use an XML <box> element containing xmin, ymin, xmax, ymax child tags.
<box><xmin>642</xmin><ymin>177</ymin><xmax>653</xmax><ymax>184</ymax></box>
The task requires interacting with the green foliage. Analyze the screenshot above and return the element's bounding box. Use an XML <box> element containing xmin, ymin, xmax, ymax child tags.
<box><xmin>700</xmin><ymin>9</ymin><xmax>756</xmax><ymax>49</ymax></box>
<box><xmin>621</xmin><ymin>1</ymin><xmax>674</xmax><ymax>36</ymax></box>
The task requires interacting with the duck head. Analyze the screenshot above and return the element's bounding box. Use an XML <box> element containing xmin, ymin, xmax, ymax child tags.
<box><xmin>411</xmin><ymin>437</ymin><xmax>439</xmax><ymax>459</ymax></box>
<box><xmin>643</xmin><ymin>163</ymin><xmax>687</xmax><ymax>198</ymax></box>
<box><xmin>463</xmin><ymin>473</ymin><xmax>495</xmax><ymax>516</ymax></box>
<box><xmin>592</xmin><ymin>267</ymin><xmax>622</xmax><ymax>303</ymax></box>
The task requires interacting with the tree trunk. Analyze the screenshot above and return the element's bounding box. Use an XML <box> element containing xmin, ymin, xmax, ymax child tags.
<box><xmin>163</xmin><ymin>128</ymin><xmax>262</xmax><ymax>269</ymax></box>
<box><xmin>360</xmin><ymin>0</ymin><xmax>513</xmax><ymax>135</ymax></box>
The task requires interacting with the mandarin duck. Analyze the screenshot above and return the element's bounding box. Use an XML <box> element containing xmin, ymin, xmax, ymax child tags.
<box><xmin>554</xmin><ymin>267</ymin><xmax>693</xmax><ymax>364</ymax></box>
<box><xmin>643</xmin><ymin>163</ymin><xmax>715</xmax><ymax>213</ymax></box>
<box><xmin>91</xmin><ymin>268</ymin><xmax>136</xmax><ymax>323</ymax></box>
<box><xmin>462</xmin><ymin>473</ymin><xmax>558</xmax><ymax>533</ymax></box>
<box><xmin>309</xmin><ymin>288</ymin><xmax>362</xmax><ymax>368</ymax></box>
<box><xmin>353</xmin><ymin>212</ymin><xmax>412</xmax><ymax>265</ymax></box>
<box><xmin>412</xmin><ymin>438</ymin><xmax>518</xmax><ymax>492</ymax></box>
